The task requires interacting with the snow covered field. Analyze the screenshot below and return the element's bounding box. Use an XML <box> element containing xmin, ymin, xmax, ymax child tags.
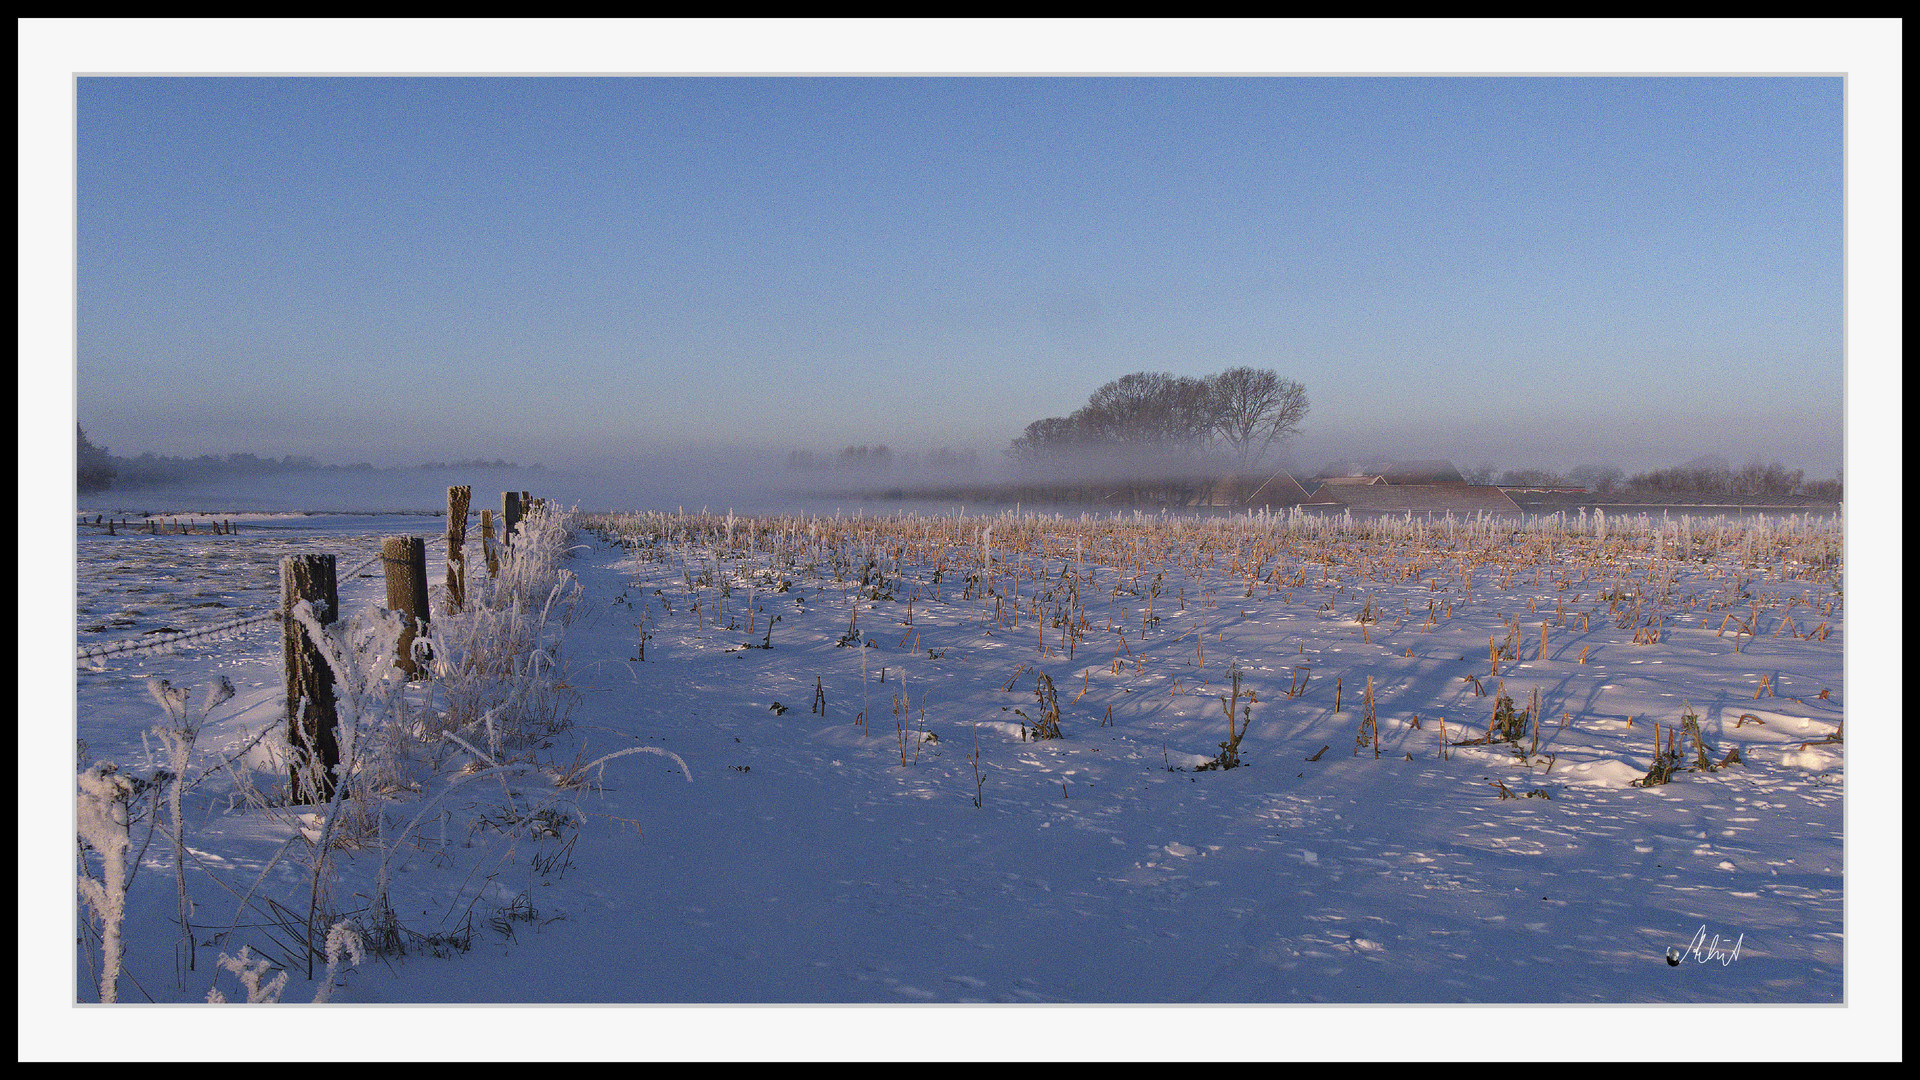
<box><xmin>40</xmin><ymin>498</ymin><xmax>1895</xmax><ymax>1055</ymax></box>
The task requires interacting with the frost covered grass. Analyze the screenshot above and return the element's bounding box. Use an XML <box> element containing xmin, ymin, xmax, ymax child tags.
<box><xmin>69</xmin><ymin>500</ymin><xmax>1857</xmax><ymax>1013</ymax></box>
<box><xmin>578</xmin><ymin>506</ymin><xmax>1847</xmax><ymax>725</ymax></box>
<box><xmin>561</xmin><ymin>504</ymin><xmax>1846</xmax><ymax>1001</ymax></box>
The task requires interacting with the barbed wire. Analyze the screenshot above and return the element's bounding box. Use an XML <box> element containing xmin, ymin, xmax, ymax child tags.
<box><xmin>76</xmin><ymin>610</ymin><xmax>285</xmax><ymax>662</ymax></box>
<box><xmin>75</xmin><ymin>538</ymin><xmax>448</xmax><ymax>663</ymax></box>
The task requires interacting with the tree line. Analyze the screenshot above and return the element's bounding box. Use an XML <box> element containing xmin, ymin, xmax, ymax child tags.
<box><xmin>1622</xmin><ymin>457</ymin><xmax>1838</xmax><ymax>499</ymax></box>
<box><xmin>1463</xmin><ymin>456</ymin><xmax>1840</xmax><ymax>500</ymax></box>
<box><xmin>75</xmin><ymin>426</ymin><xmax>537</xmax><ymax>493</ymax></box>
<box><xmin>785</xmin><ymin>446</ymin><xmax>982</xmax><ymax>473</ymax></box>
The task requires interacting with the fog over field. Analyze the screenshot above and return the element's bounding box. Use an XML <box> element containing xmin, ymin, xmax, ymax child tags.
<box><xmin>73</xmin><ymin>456</ymin><xmax>960</xmax><ymax>518</ymax></box>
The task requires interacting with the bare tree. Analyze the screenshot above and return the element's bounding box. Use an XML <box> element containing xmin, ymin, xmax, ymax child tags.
<box><xmin>1205</xmin><ymin>367</ymin><xmax>1310</xmax><ymax>469</ymax></box>
<box><xmin>1006</xmin><ymin>415</ymin><xmax>1085</xmax><ymax>465</ymax></box>
<box><xmin>1080</xmin><ymin>372</ymin><xmax>1215</xmax><ymax>450</ymax></box>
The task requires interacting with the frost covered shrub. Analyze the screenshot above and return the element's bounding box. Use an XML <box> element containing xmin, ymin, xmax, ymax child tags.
<box><xmin>257</xmin><ymin>504</ymin><xmax>585</xmax><ymax>975</ymax></box>
<box><xmin>423</xmin><ymin>501</ymin><xmax>583</xmax><ymax>759</ymax></box>
<box><xmin>77</xmin><ymin>677</ymin><xmax>308</xmax><ymax>1003</ymax></box>
<box><xmin>76</xmin><ymin>763</ymin><xmax>141</xmax><ymax>1003</ymax></box>
<box><xmin>267</xmin><ymin>503</ymin><xmax>598</xmax><ymax>964</ymax></box>
<box><xmin>205</xmin><ymin>947</ymin><xmax>288</xmax><ymax>1003</ymax></box>
<box><xmin>286</xmin><ymin>598</ymin><xmax>420</xmax><ymax>842</ymax></box>
<box><xmin>107</xmin><ymin>621</ymin><xmax>401</xmax><ymax>1002</ymax></box>
<box><xmin>146</xmin><ymin>676</ymin><xmax>234</xmax><ymax>975</ymax></box>
<box><xmin>310</xmin><ymin>920</ymin><xmax>365</xmax><ymax>1003</ymax></box>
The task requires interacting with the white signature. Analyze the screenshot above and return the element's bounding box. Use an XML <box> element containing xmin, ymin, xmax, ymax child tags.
<box><xmin>1667</xmin><ymin>925</ymin><xmax>1744</xmax><ymax>967</ymax></box>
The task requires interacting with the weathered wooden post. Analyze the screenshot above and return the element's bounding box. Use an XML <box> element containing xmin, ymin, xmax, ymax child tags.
<box><xmin>480</xmin><ymin>509</ymin><xmax>499</xmax><ymax>578</ymax></box>
<box><xmin>281</xmin><ymin>554</ymin><xmax>340</xmax><ymax>804</ymax></box>
<box><xmin>382</xmin><ymin>536</ymin><xmax>431</xmax><ymax>678</ymax></box>
<box><xmin>502</xmin><ymin>491</ymin><xmax>522</xmax><ymax>548</ymax></box>
<box><xmin>446</xmin><ymin>486</ymin><xmax>471</xmax><ymax>613</ymax></box>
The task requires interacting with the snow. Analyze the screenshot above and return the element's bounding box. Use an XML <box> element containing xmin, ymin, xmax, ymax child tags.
<box><xmin>31</xmin><ymin>499</ymin><xmax>1902</xmax><ymax>1058</ymax></box>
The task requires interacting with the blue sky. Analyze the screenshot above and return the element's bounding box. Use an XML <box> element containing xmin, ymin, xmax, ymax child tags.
<box><xmin>78</xmin><ymin>73</ymin><xmax>1843</xmax><ymax>475</ymax></box>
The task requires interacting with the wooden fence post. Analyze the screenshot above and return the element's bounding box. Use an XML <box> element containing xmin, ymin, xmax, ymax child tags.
<box><xmin>480</xmin><ymin>509</ymin><xmax>499</xmax><ymax>578</ymax></box>
<box><xmin>502</xmin><ymin>491</ymin><xmax>522</xmax><ymax>548</ymax></box>
<box><xmin>382</xmin><ymin>537</ymin><xmax>431</xmax><ymax>678</ymax></box>
<box><xmin>446</xmin><ymin>486</ymin><xmax>470</xmax><ymax>613</ymax></box>
<box><xmin>281</xmin><ymin>554</ymin><xmax>339</xmax><ymax>804</ymax></box>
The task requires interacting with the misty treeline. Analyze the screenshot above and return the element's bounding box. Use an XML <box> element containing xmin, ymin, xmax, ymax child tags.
<box><xmin>979</xmin><ymin>368</ymin><xmax>1310</xmax><ymax>509</ymax></box>
<box><xmin>1623</xmin><ymin>457</ymin><xmax>1839</xmax><ymax>499</ymax></box>
<box><xmin>1459</xmin><ymin>464</ymin><xmax>1626</xmax><ymax>490</ymax></box>
<box><xmin>1009</xmin><ymin>368</ymin><xmax>1309</xmax><ymax>477</ymax></box>
<box><xmin>785</xmin><ymin>446</ymin><xmax>981</xmax><ymax>473</ymax></box>
<box><xmin>1464</xmin><ymin>457</ymin><xmax>1840</xmax><ymax>500</ymax></box>
<box><xmin>74</xmin><ymin>426</ymin><xmax>536</xmax><ymax>493</ymax></box>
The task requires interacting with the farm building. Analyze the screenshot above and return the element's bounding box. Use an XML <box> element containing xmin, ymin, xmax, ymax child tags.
<box><xmin>1304</xmin><ymin>483</ymin><xmax>1522</xmax><ymax>516</ymax></box>
<box><xmin>1199</xmin><ymin>470</ymin><xmax>1313</xmax><ymax>508</ymax></box>
<box><xmin>1374</xmin><ymin>460</ymin><xmax>1468</xmax><ymax>485</ymax></box>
